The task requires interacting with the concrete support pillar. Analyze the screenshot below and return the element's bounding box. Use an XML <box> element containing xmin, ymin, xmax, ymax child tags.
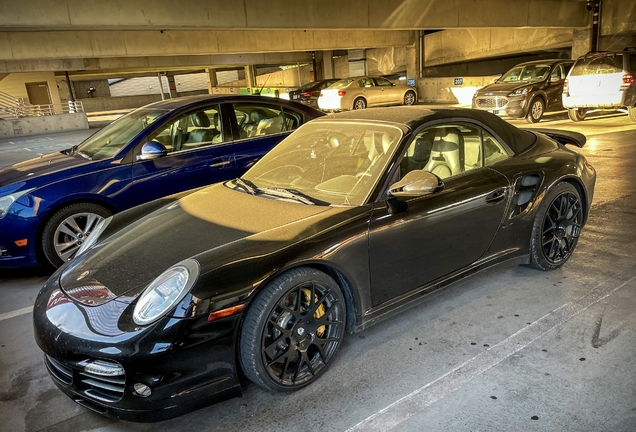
<box><xmin>572</xmin><ymin>27</ymin><xmax>592</xmax><ymax>59</ymax></box>
<box><xmin>322</xmin><ymin>50</ymin><xmax>334</xmax><ymax>79</ymax></box>
<box><xmin>205</xmin><ymin>68</ymin><xmax>218</xmax><ymax>94</ymax></box>
<box><xmin>157</xmin><ymin>73</ymin><xmax>166</xmax><ymax>100</ymax></box>
<box><xmin>167</xmin><ymin>75</ymin><xmax>178</xmax><ymax>98</ymax></box>
<box><xmin>244</xmin><ymin>65</ymin><xmax>257</xmax><ymax>90</ymax></box>
<box><xmin>406</xmin><ymin>37</ymin><xmax>419</xmax><ymax>82</ymax></box>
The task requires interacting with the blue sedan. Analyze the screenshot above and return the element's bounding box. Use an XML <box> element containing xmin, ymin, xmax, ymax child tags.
<box><xmin>0</xmin><ymin>95</ymin><xmax>324</xmax><ymax>268</ymax></box>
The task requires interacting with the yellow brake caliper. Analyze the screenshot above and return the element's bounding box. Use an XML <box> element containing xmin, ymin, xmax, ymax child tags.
<box><xmin>302</xmin><ymin>288</ymin><xmax>326</xmax><ymax>337</ymax></box>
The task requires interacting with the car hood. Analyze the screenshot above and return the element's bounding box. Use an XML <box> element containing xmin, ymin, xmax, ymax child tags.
<box><xmin>476</xmin><ymin>81</ymin><xmax>540</xmax><ymax>94</ymax></box>
<box><xmin>0</xmin><ymin>151</ymin><xmax>91</xmax><ymax>192</ymax></box>
<box><xmin>59</xmin><ymin>183</ymin><xmax>333</xmax><ymax>305</ymax></box>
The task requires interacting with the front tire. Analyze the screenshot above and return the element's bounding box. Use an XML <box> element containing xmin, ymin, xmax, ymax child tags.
<box><xmin>525</xmin><ymin>98</ymin><xmax>544</xmax><ymax>123</ymax></box>
<box><xmin>41</xmin><ymin>203</ymin><xmax>112</xmax><ymax>268</ymax></box>
<box><xmin>353</xmin><ymin>97</ymin><xmax>367</xmax><ymax>110</ymax></box>
<box><xmin>530</xmin><ymin>182</ymin><xmax>583</xmax><ymax>271</ymax></box>
<box><xmin>628</xmin><ymin>106</ymin><xmax>636</xmax><ymax>122</ymax></box>
<box><xmin>403</xmin><ymin>91</ymin><xmax>416</xmax><ymax>106</ymax></box>
<box><xmin>239</xmin><ymin>267</ymin><xmax>346</xmax><ymax>392</ymax></box>
<box><xmin>567</xmin><ymin>108</ymin><xmax>587</xmax><ymax>122</ymax></box>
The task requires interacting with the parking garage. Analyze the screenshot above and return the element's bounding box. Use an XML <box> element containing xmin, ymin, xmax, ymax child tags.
<box><xmin>1</xmin><ymin>1</ymin><xmax>636</xmax><ymax>431</ymax></box>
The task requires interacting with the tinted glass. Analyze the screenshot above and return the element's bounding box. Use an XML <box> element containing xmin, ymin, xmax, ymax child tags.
<box><xmin>331</xmin><ymin>79</ymin><xmax>354</xmax><ymax>89</ymax></box>
<box><xmin>629</xmin><ymin>53</ymin><xmax>636</xmax><ymax>72</ymax></box>
<box><xmin>148</xmin><ymin>106</ymin><xmax>223</xmax><ymax>153</ymax></box>
<box><xmin>374</xmin><ymin>77</ymin><xmax>393</xmax><ymax>86</ymax></box>
<box><xmin>499</xmin><ymin>64</ymin><xmax>551</xmax><ymax>83</ymax></box>
<box><xmin>233</xmin><ymin>103</ymin><xmax>285</xmax><ymax>139</ymax></box>
<box><xmin>571</xmin><ymin>54</ymin><xmax>624</xmax><ymax>75</ymax></box>
<box><xmin>76</xmin><ymin>108</ymin><xmax>168</xmax><ymax>160</ymax></box>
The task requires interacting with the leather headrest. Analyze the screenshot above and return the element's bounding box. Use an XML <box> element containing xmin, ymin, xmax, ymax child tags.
<box><xmin>250</xmin><ymin>110</ymin><xmax>263</xmax><ymax>123</ymax></box>
<box><xmin>191</xmin><ymin>112</ymin><xmax>210</xmax><ymax>128</ymax></box>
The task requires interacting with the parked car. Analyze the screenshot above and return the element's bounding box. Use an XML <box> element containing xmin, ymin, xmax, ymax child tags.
<box><xmin>563</xmin><ymin>47</ymin><xmax>636</xmax><ymax>122</ymax></box>
<box><xmin>287</xmin><ymin>79</ymin><xmax>341</xmax><ymax>108</ymax></box>
<box><xmin>472</xmin><ymin>59</ymin><xmax>574</xmax><ymax>123</ymax></box>
<box><xmin>34</xmin><ymin>107</ymin><xmax>595</xmax><ymax>422</ymax></box>
<box><xmin>318</xmin><ymin>76</ymin><xmax>417</xmax><ymax>110</ymax></box>
<box><xmin>0</xmin><ymin>95</ymin><xmax>323</xmax><ymax>269</ymax></box>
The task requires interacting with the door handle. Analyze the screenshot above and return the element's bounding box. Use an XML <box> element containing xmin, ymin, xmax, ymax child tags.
<box><xmin>210</xmin><ymin>160</ymin><xmax>231</xmax><ymax>168</ymax></box>
<box><xmin>485</xmin><ymin>188</ymin><xmax>507</xmax><ymax>204</ymax></box>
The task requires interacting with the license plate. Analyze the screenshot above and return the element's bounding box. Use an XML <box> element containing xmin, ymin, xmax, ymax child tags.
<box><xmin>292</xmin><ymin>95</ymin><xmax>299</xmax><ymax>99</ymax></box>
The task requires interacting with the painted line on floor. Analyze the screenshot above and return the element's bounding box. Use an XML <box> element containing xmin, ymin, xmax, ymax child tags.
<box><xmin>0</xmin><ymin>305</ymin><xmax>33</xmax><ymax>322</ymax></box>
<box><xmin>346</xmin><ymin>264</ymin><xmax>636</xmax><ymax>432</ymax></box>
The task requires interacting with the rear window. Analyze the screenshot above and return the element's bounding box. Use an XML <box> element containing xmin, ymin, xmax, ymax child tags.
<box><xmin>571</xmin><ymin>54</ymin><xmax>624</xmax><ymax>76</ymax></box>
<box><xmin>331</xmin><ymin>79</ymin><xmax>354</xmax><ymax>89</ymax></box>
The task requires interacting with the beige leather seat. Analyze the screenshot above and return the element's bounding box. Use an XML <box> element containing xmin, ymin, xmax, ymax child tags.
<box><xmin>424</xmin><ymin>128</ymin><xmax>462</xmax><ymax>179</ymax></box>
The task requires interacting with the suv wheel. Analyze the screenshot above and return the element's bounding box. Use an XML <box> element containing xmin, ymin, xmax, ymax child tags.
<box><xmin>568</xmin><ymin>108</ymin><xmax>587</xmax><ymax>122</ymax></box>
<box><xmin>628</xmin><ymin>106</ymin><xmax>636</xmax><ymax>122</ymax></box>
<box><xmin>525</xmin><ymin>98</ymin><xmax>544</xmax><ymax>123</ymax></box>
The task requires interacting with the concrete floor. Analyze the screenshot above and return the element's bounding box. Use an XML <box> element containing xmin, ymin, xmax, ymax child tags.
<box><xmin>1</xmin><ymin>111</ymin><xmax>635</xmax><ymax>431</ymax></box>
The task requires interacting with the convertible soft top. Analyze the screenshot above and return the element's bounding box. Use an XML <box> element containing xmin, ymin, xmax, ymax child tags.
<box><xmin>318</xmin><ymin>106</ymin><xmax>537</xmax><ymax>155</ymax></box>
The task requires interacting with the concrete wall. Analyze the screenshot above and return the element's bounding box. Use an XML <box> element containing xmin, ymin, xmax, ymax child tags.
<box><xmin>334</xmin><ymin>56</ymin><xmax>350</xmax><ymax>79</ymax></box>
<box><xmin>601</xmin><ymin>0</ymin><xmax>636</xmax><ymax>36</ymax></box>
<box><xmin>79</xmin><ymin>95</ymin><xmax>161</xmax><ymax>112</ymax></box>
<box><xmin>0</xmin><ymin>113</ymin><xmax>89</xmax><ymax>138</ymax></box>
<box><xmin>366</xmin><ymin>46</ymin><xmax>407</xmax><ymax>75</ymax></box>
<box><xmin>0</xmin><ymin>72</ymin><xmax>62</xmax><ymax>106</ymax></box>
<box><xmin>424</xmin><ymin>28</ymin><xmax>574</xmax><ymax>67</ymax></box>
<box><xmin>417</xmin><ymin>76</ymin><xmax>500</xmax><ymax>105</ymax></box>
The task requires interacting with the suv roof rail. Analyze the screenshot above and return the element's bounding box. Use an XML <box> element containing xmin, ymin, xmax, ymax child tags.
<box><xmin>623</xmin><ymin>46</ymin><xmax>636</xmax><ymax>52</ymax></box>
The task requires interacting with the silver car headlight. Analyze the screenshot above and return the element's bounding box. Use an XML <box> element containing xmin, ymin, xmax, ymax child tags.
<box><xmin>133</xmin><ymin>259</ymin><xmax>200</xmax><ymax>326</ymax></box>
<box><xmin>0</xmin><ymin>189</ymin><xmax>34</xmax><ymax>219</ymax></box>
<box><xmin>76</xmin><ymin>216</ymin><xmax>112</xmax><ymax>257</ymax></box>
<box><xmin>508</xmin><ymin>87</ymin><xmax>532</xmax><ymax>97</ymax></box>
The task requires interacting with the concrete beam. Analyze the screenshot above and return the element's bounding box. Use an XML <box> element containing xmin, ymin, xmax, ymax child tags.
<box><xmin>0</xmin><ymin>52</ymin><xmax>314</xmax><ymax>74</ymax></box>
<box><xmin>0</xmin><ymin>29</ymin><xmax>413</xmax><ymax>62</ymax></box>
<box><xmin>600</xmin><ymin>0</ymin><xmax>636</xmax><ymax>36</ymax></box>
<box><xmin>0</xmin><ymin>0</ymin><xmax>589</xmax><ymax>30</ymax></box>
<box><xmin>425</xmin><ymin>28</ymin><xmax>575</xmax><ymax>67</ymax></box>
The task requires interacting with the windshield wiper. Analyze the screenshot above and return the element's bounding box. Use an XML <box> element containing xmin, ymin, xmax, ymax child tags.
<box><xmin>259</xmin><ymin>187</ymin><xmax>328</xmax><ymax>206</ymax></box>
<box><xmin>233</xmin><ymin>178</ymin><xmax>258</xmax><ymax>195</ymax></box>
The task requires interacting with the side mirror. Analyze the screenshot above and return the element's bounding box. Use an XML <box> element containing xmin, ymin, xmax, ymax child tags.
<box><xmin>389</xmin><ymin>170</ymin><xmax>443</xmax><ymax>197</ymax></box>
<box><xmin>550</xmin><ymin>76</ymin><xmax>560</xmax><ymax>83</ymax></box>
<box><xmin>137</xmin><ymin>141</ymin><xmax>167</xmax><ymax>161</ymax></box>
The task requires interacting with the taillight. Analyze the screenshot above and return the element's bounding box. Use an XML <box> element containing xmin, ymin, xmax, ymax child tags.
<box><xmin>563</xmin><ymin>78</ymin><xmax>569</xmax><ymax>96</ymax></box>
<box><xmin>301</xmin><ymin>92</ymin><xmax>313</xmax><ymax>97</ymax></box>
<box><xmin>621</xmin><ymin>73</ymin><xmax>634</xmax><ymax>91</ymax></box>
<box><xmin>337</xmin><ymin>90</ymin><xmax>347</xmax><ymax>96</ymax></box>
<box><xmin>319</xmin><ymin>92</ymin><xmax>323</xmax><ymax>98</ymax></box>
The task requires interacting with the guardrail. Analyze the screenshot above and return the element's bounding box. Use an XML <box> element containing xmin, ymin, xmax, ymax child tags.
<box><xmin>0</xmin><ymin>93</ymin><xmax>84</xmax><ymax>119</ymax></box>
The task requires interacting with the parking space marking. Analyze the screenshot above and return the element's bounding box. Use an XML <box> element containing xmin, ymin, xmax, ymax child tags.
<box><xmin>346</xmin><ymin>265</ymin><xmax>636</xmax><ymax>432</ymax></box>
<box><xmin>0</xmin><ymin>305</ymin><xmax>33</xmax><ymax>322</ymax></box>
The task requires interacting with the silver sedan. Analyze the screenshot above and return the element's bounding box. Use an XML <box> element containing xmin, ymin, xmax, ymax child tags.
<box><xmin>318</xmin><ymin>76</ymin><xmax>417</xmax><ymax>110</ymax></box>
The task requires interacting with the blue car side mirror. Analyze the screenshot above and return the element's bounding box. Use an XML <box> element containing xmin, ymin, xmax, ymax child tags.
<box><xmin>137</xmin><ymin>141</ymin><xmax>168</xmax><ymax>161</ymax></box>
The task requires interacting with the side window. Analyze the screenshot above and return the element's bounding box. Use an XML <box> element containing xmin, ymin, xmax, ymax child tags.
<box><xmin>282</xmin><ymin>108</ymin><xmax>303</xmax><ymax>131</ymax></box>
<box><xmin>357</xmin><ymin>78</ymin><xmax>374</xmax><ymax>88</ymax></box>
<box><xmin>399</xmin><ymin>123</ymin><xmax>509</xmax><ymax>180</ymax></box>
<box><xmin>551</xmin><ymin>64</ymin><xmax>564</xmax><ymax>81</ymax></box>
<box><xmin>233</xmin><ymin>103</ymin><xmax>286</xmax><ymax>139</ymax></box>
<box><xmin>148</xmin><ymin>105</ymin><xmax>223</xmax><ymax>154</ymax></box>
<box><xmin>374</xmin><ymin>77</ymin><xmax>393</xmax><ymax>87</ymax></box>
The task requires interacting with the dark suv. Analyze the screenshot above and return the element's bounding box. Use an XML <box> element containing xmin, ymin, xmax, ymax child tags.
<box><xmin>472</xmin><ymin>59</ymin><xmax>574</xmax><ymax>123</ymax></box>
<box><xmin>562</xmin><ymin>47</ymin><xmax>636</xmax><ymax>122</ymax></box>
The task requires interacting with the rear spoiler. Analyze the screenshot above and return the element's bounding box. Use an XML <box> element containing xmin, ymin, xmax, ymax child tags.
<box><xmin>528</xmin><ymin>128</ymin><xmax>586</xmax><ymax>148</ymax></box>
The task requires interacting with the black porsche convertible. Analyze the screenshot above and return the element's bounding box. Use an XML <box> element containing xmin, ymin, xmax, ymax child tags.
<box><xmin>33</xmin><ymin>107</ymin><xmax>596</xmax><ymax>422</ymax></box>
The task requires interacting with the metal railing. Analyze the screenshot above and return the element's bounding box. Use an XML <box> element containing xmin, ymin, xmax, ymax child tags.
<box><xmin>0</xmin><ymin>91</ymin><xmax>84</xmax><ymax>120</ymax></box>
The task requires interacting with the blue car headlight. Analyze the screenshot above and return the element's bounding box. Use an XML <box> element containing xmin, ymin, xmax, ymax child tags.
<box><xmin>76</xmin><ymin>216</ymin><xmax>112</xmax><ymax>257</ymax></box>
<box><xmin>0</xmin><ymin>189</ymin><xmax>34</xmax><ymax>219</ymax></box>
<box><xmin>133</xmin><ymin>259</ymin><xmax>200</xmax><ymax>325</ymax></box>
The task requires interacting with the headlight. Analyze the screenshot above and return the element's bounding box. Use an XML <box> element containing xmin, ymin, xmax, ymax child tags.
<box><xmin>508</xmin><ymin>87</ymin><xmax>532</xmax><ymax>97</ymax></box>
<box><xmin>0</xmin><ymin>189</ymin><xmax>34</xmax><ymax>219</ymax></box>
<box><xmin>133</xmin><ymin>259</ymin><xmax>200</xmax><ymax>325</ymax></box>
<box><xmin>76</xmin><ymin>216</ymin><xmax>112</xmax><ymax>257</ymax></box>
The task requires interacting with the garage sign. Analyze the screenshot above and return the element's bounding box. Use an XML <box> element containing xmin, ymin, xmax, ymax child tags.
<box><xmin>454</xmin><ymin>77</ymin><xmax>463</xmax><ymax>86</ymax></box>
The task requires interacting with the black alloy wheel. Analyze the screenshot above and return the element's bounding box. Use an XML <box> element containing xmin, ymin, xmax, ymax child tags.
<box><xmin>567</xmin><ymin>108</ymin><xmax>587</xmax><ymax>122</ymax></box>
<box><xmin>530</xmin><ymin>182</ymin><xmax>583</xmax><ymax>270</ymax></box>
<box><xmin>240</xmin><ymin>267</ymin><xmax>346</xmax><ymax>392</ymax></box>
<box><xmin>525</xmin><ymin>98</ymin><xmax>545</xmax><ymax>123</ymax></box>
<box><xmin>353</xmin><ymin>97</ymin><xmax>367</xmax><ymax>110</ymax></box>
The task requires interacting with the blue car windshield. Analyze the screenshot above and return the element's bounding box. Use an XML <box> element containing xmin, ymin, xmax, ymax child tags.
<box><xmin>75</xmin><ymin>108</ymin><xmax>169</xmax><ymax>160</ymax></box>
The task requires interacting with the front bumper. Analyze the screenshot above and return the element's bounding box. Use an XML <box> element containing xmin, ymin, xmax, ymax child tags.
<box><xmin>472</xmin><ymin>94</ymin><xmax>528</xmax><ymax>118</ymax></box>
<box><xmin>0</xmin><ymin>215</ymin><xmax>39</xmax><ymax>268</ymax></box>
<box><xmin>33</xmin><ymin>271</ymin><xmax>243</xmax><ymax>422</ymax></box>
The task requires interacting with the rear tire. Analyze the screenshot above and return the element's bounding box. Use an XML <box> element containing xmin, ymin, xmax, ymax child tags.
<box><xmin>403</xmin><ymin>91</ymin><xmax>416</xmax><ymax>106</ymax></box>
<box><xmin>530</xmin><ymin>182</ymin><xmax>583</xmax><ymax>271</ymax></box>
<box><xmin>353</xmin><ymin>97</ymin><xmax>367</xmax><ymax>110</ymax></box>
<box><xmin>41</xmin><ymin>203</ymin><xmax>112</xmax><ymax>268</ymax></box>
<box><xmin>525</xmin><ymin>98</ymin><xmax>544</xmax><ymax>123</ymax></box>
<box><xmin>628</xmin><ymin>106</ymin><xmax>636</xmax><ymax>122</ymax></box>
<box><xmin>567</xmin><ymin>108</ymin><xmax>587</xmax><ymax>122</ymax></box>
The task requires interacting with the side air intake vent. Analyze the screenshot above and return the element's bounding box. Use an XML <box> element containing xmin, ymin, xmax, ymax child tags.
<box><xmin>510</xmin><ymin>174</ymin><xmax>542</xmax><ymax>218</ymax></box>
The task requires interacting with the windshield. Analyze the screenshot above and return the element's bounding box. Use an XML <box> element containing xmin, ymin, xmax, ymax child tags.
<box><xmin>499</xmin><ymin>64</ymin><xmax>551</xmax><ymax>83</ymax></box>
<box><xmin>240</xmin><ymin>122</ymin><xmax>403</xmax><ymax>206</ymax></box>
<box><xmin>75</xmin><ymin>108</ymin><xmax>169</xmax><ymax>160</ymax></box>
